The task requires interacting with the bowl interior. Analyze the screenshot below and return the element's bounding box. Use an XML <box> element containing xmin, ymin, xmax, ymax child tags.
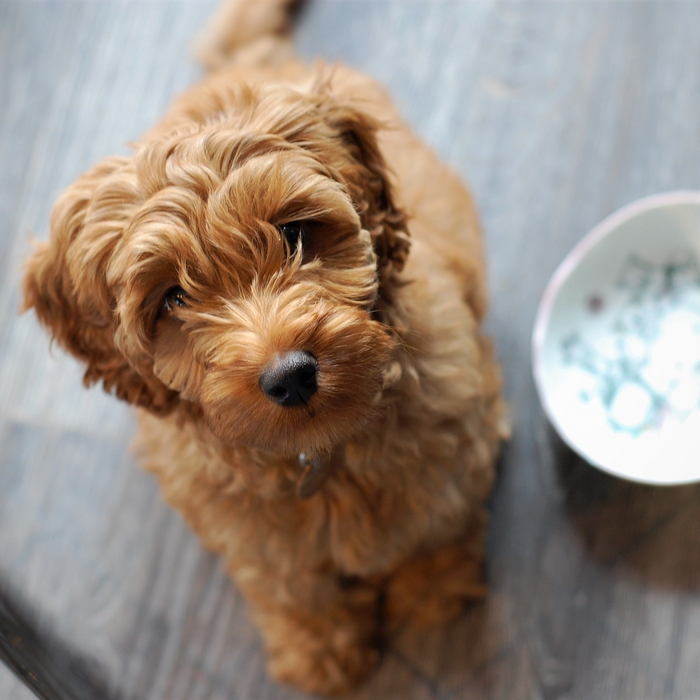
<box><xmin>534</xmin><ymin>194</ymin><xmax>700</xmax><ymax>484</ymax></box>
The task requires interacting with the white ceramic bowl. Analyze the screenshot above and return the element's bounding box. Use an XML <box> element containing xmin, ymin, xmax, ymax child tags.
<box><xmin>533</xmin><ymin>192</ymin><xmax>700</xmax><ymax>485</ymax></box>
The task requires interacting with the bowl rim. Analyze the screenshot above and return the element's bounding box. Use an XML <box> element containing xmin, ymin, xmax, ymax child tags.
<box><xmin>531</xmin><ymin>190</ymin><xmax>700</xmax><ymax>485</ymax></box>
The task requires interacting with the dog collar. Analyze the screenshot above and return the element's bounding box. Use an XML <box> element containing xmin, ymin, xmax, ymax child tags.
<box><xmin>296</xmin><ymin>452</ymin><xmax>332</xmax><ymax>499</ymax></box>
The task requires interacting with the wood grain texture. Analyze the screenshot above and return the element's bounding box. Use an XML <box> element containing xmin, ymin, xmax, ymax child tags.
<box><xmin>3</xmin><ymin>1</ymin><xmax>700</xmax><ymax>699</ymax></box>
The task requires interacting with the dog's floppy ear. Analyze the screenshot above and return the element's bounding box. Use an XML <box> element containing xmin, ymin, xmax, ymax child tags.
<box><xmin>314</xmin><ymin>94</ymin><xmax>411</xmax><ymax>282</ymax></box>
<box><xmin>22</xmin><ymin>156</ymin><xmax>178</xmax><ymax>413</ymax></box>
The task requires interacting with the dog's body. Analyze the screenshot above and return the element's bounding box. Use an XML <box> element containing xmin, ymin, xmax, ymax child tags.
<box><xmin>23</xmin><ymin>1</ymin><xmax>505</xmax><ymax>695</ymax></box>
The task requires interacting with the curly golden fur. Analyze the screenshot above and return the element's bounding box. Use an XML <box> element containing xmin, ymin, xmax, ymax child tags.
<box><xmin>23</xmin><ymin>1</ymin><xmax>506</xmax><ymax>695</ymax></box>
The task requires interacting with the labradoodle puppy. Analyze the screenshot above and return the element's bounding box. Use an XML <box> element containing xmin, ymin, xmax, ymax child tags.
<box><xmin>23</xmin><ymin>0</ymin><xmax>506</xmax><ymax>695</ymax></box>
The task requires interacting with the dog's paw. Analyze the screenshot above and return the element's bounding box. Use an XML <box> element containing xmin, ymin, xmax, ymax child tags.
<box><xmin>386</xmin><ymin>554</ymin><xmax>486</xmax><ymax>630</ymax></box>
<box><xmin>268</xmin><ymin>632</ymin><xmax>379</xmax><ymax>697</ymax></box>
<box><xmin>385</xmin><ymin>526</ymin><xmax>488</xmax><ymax>631</ymax></box>
<box><xmin>259</xmin><ymin>600</ymin><xmax>380</xmax><ymax>697</ymax></box>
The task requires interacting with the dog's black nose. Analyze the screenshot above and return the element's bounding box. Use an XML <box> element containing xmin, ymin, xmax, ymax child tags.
<box><xmin>259</xmin><ymin>351</ymin><xmax>318</xmax><ymax>407</ymax></box>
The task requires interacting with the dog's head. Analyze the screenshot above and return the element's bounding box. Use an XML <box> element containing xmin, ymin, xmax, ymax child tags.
<box><xmin>23</xmin><ymin>81</ymin><xmax>410</xmax><ymax>457</ymax></box>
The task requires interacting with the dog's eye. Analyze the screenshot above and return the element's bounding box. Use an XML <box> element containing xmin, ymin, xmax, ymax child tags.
<box><xmin>162</xmin><ymin>286</ymin><xmax>189</xmax><ymax>312</ymax></box>
<box><xmin>279</xmin><ymin>221</ymin><xmax>307</xmax><ymax>257</ymax></box>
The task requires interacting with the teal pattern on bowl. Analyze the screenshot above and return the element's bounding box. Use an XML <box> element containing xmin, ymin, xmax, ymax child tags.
<box><xmin>562</xmin><ymin>251</ymin><xmax>700</xmax><ymax>437</ymax></box>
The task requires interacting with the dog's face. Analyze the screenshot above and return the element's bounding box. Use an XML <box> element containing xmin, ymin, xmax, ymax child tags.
<box><xmin>23</xmin><ymin>83</ymin><xmax>409</xmax><ymax>456</ymax></box>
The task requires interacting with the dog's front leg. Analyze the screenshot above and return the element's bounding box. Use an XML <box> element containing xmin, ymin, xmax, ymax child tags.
<box><xmin>383</xmin><ymin>509</ymin><xmax>489</xmax><ymax>631</ymax></box>
<box><xmin>234</xmin><ymin>565</ymin><xmax>382</xmax><ymax>696</ymax></box>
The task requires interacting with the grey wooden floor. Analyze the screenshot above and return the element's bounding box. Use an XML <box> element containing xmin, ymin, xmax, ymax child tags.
<box><xmin>3</xmin><ymin>1</ymin><xmax>700</xmax><ymax>698</ymax></box>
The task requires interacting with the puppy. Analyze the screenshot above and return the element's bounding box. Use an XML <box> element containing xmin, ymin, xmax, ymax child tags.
<box><xmin>23</xmin><ymin>0</ymin><xmax>506</xmax><ymax>695</ymax></box>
